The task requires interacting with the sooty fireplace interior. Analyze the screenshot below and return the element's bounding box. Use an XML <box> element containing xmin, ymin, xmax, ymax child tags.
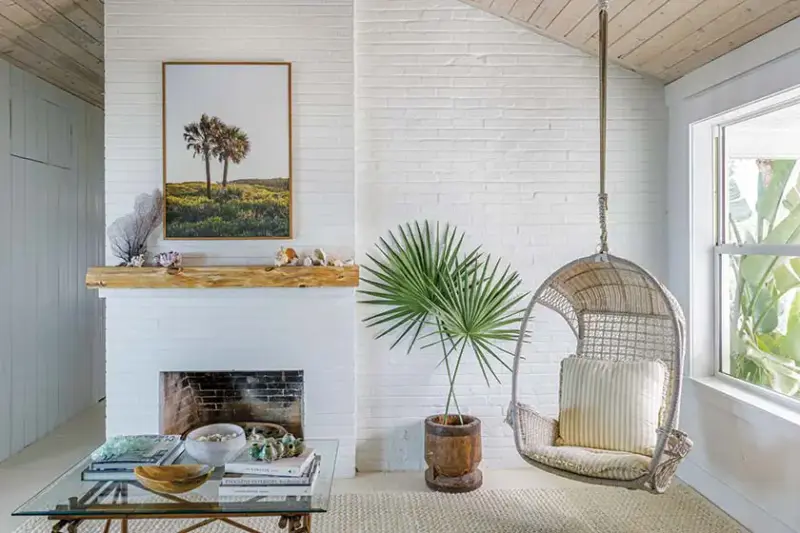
<box><xmin>160</xmin><ymin>371</ymin><xmax>303</xmax><ymax>437</ymax></box>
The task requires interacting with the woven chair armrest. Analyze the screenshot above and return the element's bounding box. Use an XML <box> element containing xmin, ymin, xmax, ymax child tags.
<box><xmin>661</xmin><ymin>428</ymin><xmax>693</xmax><ymax>459</ymax></box>
<box><xmin>507</xmin><ymin>401</ymin><xmax>558</xmax><ymax>447</ymax></box>
<box><xmin>650</xmin><ymin>428</ymin><xmax>693</xmax><ymax>493</ymax></box>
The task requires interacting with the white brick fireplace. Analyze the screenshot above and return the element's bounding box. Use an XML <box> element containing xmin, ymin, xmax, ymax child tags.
<box><xmin>101</xmin><ymin>289</ymin><xmax>356</xmax><ymax>477</ymax></box>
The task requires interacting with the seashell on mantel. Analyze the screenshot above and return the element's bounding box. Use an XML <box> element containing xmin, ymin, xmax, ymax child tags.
<box><xmin>154</xmin><ymin>251</ymin><xmax>182</xmax><ymax>268</ymax></box>
<box><xmin>312</xmin><ymin>248</ymin><xmax>327</xmax><ymax>266</ymax></box>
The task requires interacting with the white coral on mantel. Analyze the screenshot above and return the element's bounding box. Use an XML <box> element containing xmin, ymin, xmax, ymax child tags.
<box><xmin>302</xmin><ymin>256</ymin><xmax>313</xmax><ymax>267</ymax></box>
<box><xmin>127</xmin><ymin>254</ymin><xmax>146</xmax><ymax>267</ymax></box>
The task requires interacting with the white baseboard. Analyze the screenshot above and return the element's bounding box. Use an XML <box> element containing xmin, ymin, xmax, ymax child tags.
<box><xmin>678</xmin><ymin>460</ymin><xmax>796</xmax><ymax>533</ymax></box>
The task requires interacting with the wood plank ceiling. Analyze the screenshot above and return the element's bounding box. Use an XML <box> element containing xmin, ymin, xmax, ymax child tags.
<box><xmin>0</xmin><ymin>0</ymin><xmax>103</xmax><ymax>107</ymax></box>
<box><xmin>461</xmin><ymin>0</ymin><xmax>800</xmax><ymax>82</ymax></box>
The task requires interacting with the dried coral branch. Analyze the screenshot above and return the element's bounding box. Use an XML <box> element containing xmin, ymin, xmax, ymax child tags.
<box><xmin>108</xmin><ymin>189</ymin><xmax>163</xmax><ymax>265</ymax></box>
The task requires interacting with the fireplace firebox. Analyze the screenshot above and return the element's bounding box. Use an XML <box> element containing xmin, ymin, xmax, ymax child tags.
<box><xmin>160</xmin><ymin>371</ymin><xmax>303</xmax><ymax>437</ymax></box>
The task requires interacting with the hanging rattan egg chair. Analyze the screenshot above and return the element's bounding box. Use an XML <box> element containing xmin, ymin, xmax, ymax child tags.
<box><xmin>506</xmin><ymin>0</ymin><xmax>692</xmax><ymax>494</ymax></box>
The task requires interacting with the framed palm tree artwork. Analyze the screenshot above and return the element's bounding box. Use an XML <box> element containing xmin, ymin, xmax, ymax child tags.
<box><xmin>162</xmin><ymin>62</ymin><xmax>292</xmax><ymax>239</ymax></box>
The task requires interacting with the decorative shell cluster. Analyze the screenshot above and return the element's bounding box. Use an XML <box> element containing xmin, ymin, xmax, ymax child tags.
<box><xmin>154</xmin><ymin>251</ymin><xmax>183</xmax><ymax>268</ymax></box>
<box><xmin>122</xmin><ymin>251</ymin><xmax>182</xmax><ymax>268</ymax></box>
<box><xmin>194</xmin><ymin>432</ymin><xmax>238</xmax><ymax>443</ymax></box>
<box><xmin>248</xmin><ymin>433</ymin><xmax>305</xmax><ymax>463</ymax></box>
<box><xmin>274</xmin><ymin>247</ymin><xmax>354</xmax><ymax>268</ymax></box>
<box><xmin>126</xmin><ymin>254</ymin><xmax>146</xmax><ymax>267</ymax></box>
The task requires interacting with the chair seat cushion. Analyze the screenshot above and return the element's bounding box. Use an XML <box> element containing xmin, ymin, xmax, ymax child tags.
<box><xmin>524</xmin><ymin>445</ymin><xmax>651</xmax><ymax>481</ymax></box>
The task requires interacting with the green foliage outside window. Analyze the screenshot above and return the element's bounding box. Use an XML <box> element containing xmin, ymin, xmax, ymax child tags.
<box><xmin>728</xmin><ymin>159</ymin><xmax>800</xmax><ymax>397</ymax></box>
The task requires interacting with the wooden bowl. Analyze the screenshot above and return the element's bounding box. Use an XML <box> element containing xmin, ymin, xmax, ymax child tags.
<box><xmin>134</xmin><ymin>464</ymin><xmax>212</xmax><ymax>494</ymax></box>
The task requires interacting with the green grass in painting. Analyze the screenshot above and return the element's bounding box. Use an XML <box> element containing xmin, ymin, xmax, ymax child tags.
<box><xmin>165</xmin><ymin>179</ymin><xmax>290</xmax><ymax>238</ymax></box>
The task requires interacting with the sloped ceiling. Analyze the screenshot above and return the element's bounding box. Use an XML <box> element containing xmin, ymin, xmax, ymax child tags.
<box><xmin>0</xmin><ymin>0</ymin><xmax>103</xmax><ymax>107</ymax></box>
<box><xmin>0</xmin><ymin>0</ymin><xmax>798</xmax><ymax>107</ymax></box>
<box><xmin>461</xmin><ymin>0</ymin><xmax>800</xmax><ymax>82</ymax></box>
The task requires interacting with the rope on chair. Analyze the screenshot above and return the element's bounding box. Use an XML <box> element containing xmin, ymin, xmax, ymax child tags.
<box><xmin>597</xmin><ymin>0</ymin><xmax>610</xmax><ymax>255</ymax></box>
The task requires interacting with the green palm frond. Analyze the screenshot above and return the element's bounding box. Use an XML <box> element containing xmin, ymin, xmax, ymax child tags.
<box><xmin>359</xmin><ymin>221</ymin><xmax>527</xmax><ymax>423</ymax></box>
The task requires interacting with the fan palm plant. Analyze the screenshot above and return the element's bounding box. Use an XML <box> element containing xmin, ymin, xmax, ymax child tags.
<box><xmin>214</xmin><ymin>125</ymin><xmax>251</xmax><ymax>190</ymax></box>
<box><xmin>359</xmin><ymin>221</ymin><xmax>527</xmax><ymax>425</ymax></box>
<box><xmin>184</xmin><ymin>114</ymin><xmax>224</xmax><ymax>199</ymax></box>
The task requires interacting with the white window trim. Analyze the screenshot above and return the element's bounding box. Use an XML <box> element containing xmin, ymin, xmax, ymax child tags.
<box><xmin>690</xmin><ymin>85</ymin><xmax>800</xmax><ymax>414</ymax></box>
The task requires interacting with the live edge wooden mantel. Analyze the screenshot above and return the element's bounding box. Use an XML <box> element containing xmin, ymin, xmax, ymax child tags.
<box><xmin>85</xmin><ymin>265</ymin><xmax>360</xmax><ymax>289</ymax></box>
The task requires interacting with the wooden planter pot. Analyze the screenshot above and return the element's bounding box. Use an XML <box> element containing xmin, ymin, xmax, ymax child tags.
<box><xmin>424</xmin><ymin>415</ymin><xmax>482</xmax><ymax>493</ymax></box>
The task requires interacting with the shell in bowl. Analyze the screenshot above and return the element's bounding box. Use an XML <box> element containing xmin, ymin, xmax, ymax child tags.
<box><xmin>185</xmin><ymin>423</ymin><xmax>247</xmax><ymax>466</ymax></box>
<box><xmin>134</xmin><ymin>464</ymin><xmax>212</xmax><ymax>494</ymax></box>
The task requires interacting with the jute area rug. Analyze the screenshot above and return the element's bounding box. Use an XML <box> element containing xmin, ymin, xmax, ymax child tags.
<box><xmin>15</xmin><ymin>485</ymin><xmax>744</xmax><ymax>533</ymax></box>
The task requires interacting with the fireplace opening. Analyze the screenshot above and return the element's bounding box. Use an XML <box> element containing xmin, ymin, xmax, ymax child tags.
<box><xmin>160</xmin><ymin>371</ymin><xmax>303</xmax><ymax>437</ymax></box>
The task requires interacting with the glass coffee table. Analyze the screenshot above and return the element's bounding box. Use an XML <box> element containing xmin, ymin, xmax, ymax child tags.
<box><xmin>13</xmin><ymin>439</ymin><xmax>338</xmax><ymax>533</ymax></box>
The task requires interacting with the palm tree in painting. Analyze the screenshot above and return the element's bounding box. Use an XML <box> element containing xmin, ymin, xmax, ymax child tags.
<box><xmin>183</xmin><ymin>113</ymin><xmax>223</xmax><ymax>199</ymax></box>
<box><xmin>214</xmin><ymin>125</ymin><xmax>251</xmax><ymax>190</ymax></box>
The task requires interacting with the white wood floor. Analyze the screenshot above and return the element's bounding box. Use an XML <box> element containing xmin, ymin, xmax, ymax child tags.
<box><xmin>0</xmin><ymin>403</ymin><xmax>578</xmax><ymax>532</ymax></box>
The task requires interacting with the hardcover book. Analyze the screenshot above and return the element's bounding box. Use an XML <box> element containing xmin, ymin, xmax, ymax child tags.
<box><xmin>224</xmin><ymin>448</ymin><xmax>316</xmax><ymax>477</ymax></box>
<box><xmin>83</xmin><ymin>444</ymin><xmax>185</xmax><ymax>481</ymax></box>
<box><xmin>221</xmin><ymin>456</ymin><xmax>320</xmax><ymax>486</ymax></box>
<box><xmin>219</xmin><ymin>465</ymin><xmax>319</xmax><ymax>498</ymax></box>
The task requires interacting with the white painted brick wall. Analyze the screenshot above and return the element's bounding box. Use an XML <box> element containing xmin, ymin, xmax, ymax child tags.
<box><xmin>105</xmin><ymin>0</ymin><xmax>667</xmax><ymax>475</ymax></box>
<box><xmin>104</xmin><ymin>0</ymin><xmax>357</xmax><ymax>476</ymax></box>
<box><xmin>354</xmin><ymin>0</ymin><xmax>668</xmax><ymax>471</ymax></box>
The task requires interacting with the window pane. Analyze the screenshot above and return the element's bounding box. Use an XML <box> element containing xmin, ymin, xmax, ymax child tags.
<box><xmin>722</xmin><ymin>253</ymin><xmax>800</xmax><ymax>399</ymax></box>
<box><xmin>724</xmin><ymin>105</ymin><xmax>800</xmax><ymax>244</ymax></box>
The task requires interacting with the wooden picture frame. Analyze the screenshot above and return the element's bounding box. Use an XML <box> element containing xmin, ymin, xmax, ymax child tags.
<box><xmin>162</xmin><ymin>61</ymin><xmax>293</xmax><ymax>240</ymax></box>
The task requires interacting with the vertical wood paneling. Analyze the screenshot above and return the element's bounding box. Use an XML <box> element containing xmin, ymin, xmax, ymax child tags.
<box><xmin>9</xmin><ymin>156</ymin><xmax>27</xmax><ymax>453</ymax></box>
<box><xmin>0</xmin><ymin>61</ymin><xmax>11</xmax><ymax>462</ymax></box>
<box><xmin>0</xmin><ymin>61</ymin><xmax>103</xmax><ymax>462</ymax></box>
<box><xmin>87</xmin><ymin>106</ymin><xmax>105</xmax><ymax>402</ymax></box>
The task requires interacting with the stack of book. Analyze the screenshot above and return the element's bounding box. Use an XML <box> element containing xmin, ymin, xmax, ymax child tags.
<box><xmin>219</xmin><ymin>447</ymin><xmax>319</xmax><ymax>498</ymax></box>
<box><xmin>82</xmin><ymin>435</ymin><xmax>184</xmax><ymax>481</ymax></box>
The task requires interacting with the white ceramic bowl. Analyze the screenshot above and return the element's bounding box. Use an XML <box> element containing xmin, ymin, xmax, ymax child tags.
<box><xmin>185</xmin><ymin>423</ymin><xmax>247</xmax><ymax>466</ymax></box>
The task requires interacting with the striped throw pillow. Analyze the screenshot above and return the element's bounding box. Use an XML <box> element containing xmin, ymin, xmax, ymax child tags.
<box><xmin>556</xmin><ymin>356</ymin><xmax>667</xmax><ymax>456</ymax></box>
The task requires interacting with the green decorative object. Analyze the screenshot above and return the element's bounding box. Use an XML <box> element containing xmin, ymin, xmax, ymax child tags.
<box><xmin>91</xmin><ymin>436</ymin><xmax>170</xmax><ymax>462</ymax></box>
<box><xmin>246</xmin><ymin>433</ymin><xmax>305</xmax><ymax>463</ymax></box>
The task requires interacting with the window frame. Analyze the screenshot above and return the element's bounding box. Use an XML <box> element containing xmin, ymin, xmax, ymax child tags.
<box><xmin>712</xmin><ymin>97</ymin><xmax>800</xmax><ymax>412</ymax></box>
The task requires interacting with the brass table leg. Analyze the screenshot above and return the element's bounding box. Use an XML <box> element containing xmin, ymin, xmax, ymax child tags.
<box><xmin>120</xmin><ymin>518</ymin><xmax>128</xmax><ymax>533</ymax></box>
<box><xmin>278</xmin><ymin>514</ymin><xmax>310</xmax><ymax>533</ymax></box>
<box><xmin>50</xmin><ymin>521</ymin><xmax>80</xmax><ymax>533</ymax></box>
